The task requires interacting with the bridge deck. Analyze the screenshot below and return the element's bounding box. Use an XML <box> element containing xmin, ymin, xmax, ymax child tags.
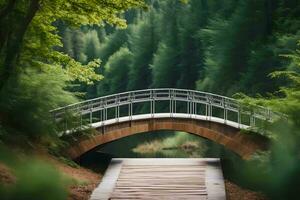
<box><xmin>91</xmin><ymin>113</ymin><xmax>249</xmax><ymax>130</ymax></box>
<box><xmin>90</xmin><ymin>158</ymin><xmax>226</xmax><ymax>200</ymax></box>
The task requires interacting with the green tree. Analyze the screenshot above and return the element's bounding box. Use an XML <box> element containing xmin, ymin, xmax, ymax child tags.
<box><xmin>0</xmin><ymin>0</ymin><xmax>146</xmax><ymax>90</ymax></box>
<box><xmin>127</xmin><ymin>10</ymin><xmax>157</xmax><ymax>90</ymax></box>
<box><xmin>151</xmin><ymin>0</ymin><xmax>181</xmax><ymax>88</ymax></box>
<box><xmin>61</xmin><ymin>28</ymin><xmax>74</xmax><ymax>58</ymax></box>
<box><xmin>197</xmin><ymin>0</ymin><xmax>274</xmax><ymax>95</ymax></box>
<box><xmin>0</xmin><ymin>67</ymin><xmax>76</xmax><ymax>141</ymax></box>
<box><xmin>176</xmin><ymin>0</ymin><xmax>209</xmax><ymax>89</ymax></box>
<box><xmin>100</xmin><ymin>47</ymin><xmax>132</xmax><ymax>94</ymax></box>
<box><xmin>72</xmin><ymin>29</ymin><xmax>87</xmax><ymax>63</ymax></box>
<box><xmin>84</xmin><ymin>30</ymin><xmax>101</xmax><ymax>63</ymax></box>
<box><xmin>237</xmin><ymin>41</ymin><xmax>300</xmax><ymax>199</ymax></box>
<box><xmin>152</xmin><ymin>42</ymin><xmax>179</xmax><ymax>87</ymax></box>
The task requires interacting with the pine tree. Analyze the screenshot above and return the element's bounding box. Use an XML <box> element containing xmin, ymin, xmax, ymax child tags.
<box><xmin>100</xmin><ymin>47</ymin><xmax>132</xmax><ymax>94</ymax></box>
<box><xmin>127</xmin><ymin>10</ymin><xmax>157</xmax><ymax>90</ymax></box>
<box><xmin>84</xmin><ymin>30</ymin><xmax>101</xmax><ymax>62</ymax></box>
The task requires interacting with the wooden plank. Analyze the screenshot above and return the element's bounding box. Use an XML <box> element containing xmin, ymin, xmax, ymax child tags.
<box><xmin>89</xmin><ymin>158</ymin><xmax>226</xmax><ymax>200</ymax></box>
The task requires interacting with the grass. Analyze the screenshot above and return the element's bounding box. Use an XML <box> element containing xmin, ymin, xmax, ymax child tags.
<box><xmin>132</xmin><ymin>132</ymin><xmax>207</xmax><ymax>157</ymax></box>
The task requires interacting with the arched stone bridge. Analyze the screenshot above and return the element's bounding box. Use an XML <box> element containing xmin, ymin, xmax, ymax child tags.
<box><xmin>51</xmin><ymin>88</ymin><xmax>281</xmax><ymax>159</ymax></box>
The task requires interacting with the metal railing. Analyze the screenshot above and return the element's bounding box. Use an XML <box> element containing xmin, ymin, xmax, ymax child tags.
<box><xmin>50</xmin><ymin>88</ymin><xmax>283</xmax><ymax>134</ymax></box>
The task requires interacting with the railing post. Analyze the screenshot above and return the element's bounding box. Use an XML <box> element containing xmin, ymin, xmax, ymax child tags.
<box><xmin>223</xmin><ymin>98</ymin><xmax>227</xmax><ymax>124</ymax></box>
<box><xmin>118</xmin><ymin>104</ymin><xmax>120</xmax><ymax>120</ymax></box>
<box><xmin>115</xmin><ymin>95</ymin><xmax>120</xmax><ymax>123</ymax></box>
<box><xmin>170</xmin><ymin>89</ymin><xmax>175</xmax><ymax>117</ymax></box>
<box><xmin>169</xmin><ymin>90</ymin><xmax>172</xmax><ymax>117</ymax></box>
<box><xmin>192</xmin><ymin>92</ymin><xmax>195</xmax><ymax>118</ymax></box>
<box><xmin>194</xmin><ymin>92</ymin><xmax>197</xmax><ymax>117</ymax></box>
<box><xmin>187</xmin><ymin>97</ymin><xmax>189</xmax><ymax>115</ymax></box>
<box><xmin>187</xmin><ymin>91</ymin><xmax>192</xmax><ymax>118</ymax></box>
<box><xmin>205</xmin><ymin>104</ymin><xmax>207</xmax><ymax>120</ymax></box>
<box><xmin>129</xmin><ymin>92</ymin><xmax>133</xmax><ymax>121</ymax></box>
<box><xmin>194</xmin><ymin>101</ymin><xmax>197</xmax><ymax>117</ymax></box>
<box><xmin>102</xmin><ymin>99</ymin><xmax>107</xmax><ymax>127</ymax></box>
<box><xmin>80</xmin><ymin>111</ymin><xmax>82</xmax><ymax>130</ymax></box>
<box><xmin>210</xmin><ymin>104</ymin><xmax>212</xmax><ymax>120</ymax></box>
<box><xmin>89</xmin><ymin>111</ymin><xmax>93</xmax><ymax>124</ymax></box>
<box><xmin>100</xmin><ymin>107</ymin><xmax>102</xmax><ymax>122</ymax></box>
<box><xmin>153</xmin><ymin>90</ymin><xmax>155</xmax><ymax>117</ymax></box>
<box><xmin>238</xmin><ymin>105</ymin><xmax>241</xmax><ymax>128</ymax></box>
<box><xmin>116</xmin><ymin>104</ymin><xmax>119</xmax><ymax>123</ymax></box>
<box><xmin>208</xmin><ymin>95</ymin><xmax>212</xmax><ymax>120</ymax></box>
<box><xmin>89</xmin><ymin>103</ymin><xmax>93</xmax><ymax>125</ymax></box>
<box><xmin>150</xmin><ymin>90</ymin><xmax>153</xmax><ymax>115</ymax></box>
<box><xmin>64</xmin><ymin>108</ymin><xmax>67</xmax><ymax>133</ymax></box>
<box><xmin>101</xmin><ymin>109</ymin><xmax>104</xmax><ymax>127</ymax></box>
<box><xmin>174</xmin><ymin>95</ymin><xmax>176</xmax><ymax>114</ymax></box>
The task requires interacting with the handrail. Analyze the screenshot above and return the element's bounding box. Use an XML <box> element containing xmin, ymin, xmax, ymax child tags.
<box><xmin>50</xmin><ymin>88</ymin><xmax>283</xmax><ymax>134</ymax></box>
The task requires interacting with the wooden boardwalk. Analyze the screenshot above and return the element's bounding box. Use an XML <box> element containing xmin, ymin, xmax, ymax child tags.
<box><xmin>90</xmin><ymin>158</ymin><xmax>226</xmax><ymax>200</ymax></box>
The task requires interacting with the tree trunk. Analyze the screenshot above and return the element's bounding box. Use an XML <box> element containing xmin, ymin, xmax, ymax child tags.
<box><xmin>0</xmin><ymin>0</ymin><xmax>17</xmax><ymax>19</ymax></box>
<box><xmin>265</xmin><ymin>0</ymin><xmax>274</xmax><ymax>35</ymax></box>
<box><xmin>0</xmin><ymin>0</ymin><xmax>17</xmax><ymax>52</ymax></box>
<box><xmin>0</xmin><ymin>0</ymin><xmax>40</xmax><ymax>90</ymax></box>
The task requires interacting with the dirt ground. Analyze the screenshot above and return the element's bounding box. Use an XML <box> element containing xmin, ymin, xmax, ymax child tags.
<box><xmin>53</xmin><ymin>159</ymin><xmax>100</xmax><ymax>200</ymax></box>
<box><xmin>0</xmin><ymin>163</ymin><xmax>15</xmax><ymax>185</ymax></box>
<box><xmin>0</xmin><ymin>150</ymin><xmax>101</xmax><ymax>200</ymax></box>
<box><xmin>36</xmin><ymin>152</ymin><xmax>102</xmax><ymax>200</ymax></box>
<box><xmin>225</xmin><ymin>180</ymin><xmax>268</xmax><ymax>200</ymax></box>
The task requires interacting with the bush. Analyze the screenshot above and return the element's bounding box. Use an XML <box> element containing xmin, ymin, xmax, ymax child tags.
<box><xmin>0</xmin><ymin>66</ymin><xmax>77</xmax><ymax>142</ymax></box>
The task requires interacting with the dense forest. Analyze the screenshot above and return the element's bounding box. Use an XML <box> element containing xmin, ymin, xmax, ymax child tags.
<box><xmin>59</xmin><ymin>0</ymin><xmax>300</xmax><ymax>98</ymax></box>
<box><xmin>1</xmin><ymin>0</ymin><xmax>300</xmax><ymax>199</ymax></box>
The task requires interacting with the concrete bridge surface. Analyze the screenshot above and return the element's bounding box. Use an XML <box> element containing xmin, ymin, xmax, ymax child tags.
<box><xmin>90</xmin><ymin>158</ymin><xmax>226</xmax><ymax>200</ymax></box>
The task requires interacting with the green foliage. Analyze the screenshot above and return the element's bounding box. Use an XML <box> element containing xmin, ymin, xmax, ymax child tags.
<box><xmin>101</xmin><ymin>47</ymin><xmax>132</xmax><ymax>94</ymax></box>
<box><xmin>0</xmin><ymin>66</ymin><xmax>77</xmax><ymax>141</ymax></box>
<box><xmin>0</xmin><ymin>0</ymin><xmax>146</xmax><ymax>142</ymax></box>
<box><xmin>127</xmin><ymin>10</ymin><xmax>157</xmax><ymax>90</ymax></box>
<box><xmin>0</xmin><ymin>147</ymin><xmax>69</xmax><ymax>200</ymax></box>
<box><xmin>133</xmin><ymin>132</ymin><xmax>207</xmax><ymax>158</ymax></box>
<box><xmin>98</xmin><ymin>30</ymin><xmax>129</xmax><ymax>67</ymax></box>
<box><xmin>0</xmin><ymin>0</ymin><xmax>146</xmax><ymax>90</ymax></box>
<box><xmin>61</xmin><ymin>28</ymin><xmax>102</xmax><ymax>64</ymax></box>
<box><xmin>72</xmin><ymin>2</ymin><xmax>300</xmax><ymax>197</ymax></box>
<box><xmin>84</xmin><ymin>30</ymin><xmax>101</xmax><ymax>63</ymax></box>
<box><xmin>3</xmin><ymin>162</ymin><xmax>68</xmax><ymax>200</ymax></box>
<box><xmin>1</xmin><ymin>0</ymin><xmax>300</xmax><ymax>197</ymax></box>
<box><xmin>235</xmin><ymin>41</ymin><xmax>300</xmax><ymax>199</ymax></box>
<box><xmin>198</xmin><ymin>0</ymin><xmax>272</xmax><ymax>94</ymax></box>
<box><xmin>151</xmin><ymin>42</ymin><xmax>179</xmax><ymax>87</ymax></box>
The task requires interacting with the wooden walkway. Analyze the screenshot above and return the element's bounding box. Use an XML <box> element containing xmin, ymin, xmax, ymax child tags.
<box><xmin>90</xmin><ymin>158</ymin><xmax>226</xmax><ymax>200</ymax></box>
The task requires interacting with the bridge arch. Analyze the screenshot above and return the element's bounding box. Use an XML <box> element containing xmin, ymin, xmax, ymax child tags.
<box><xmin>65</xmin><ymin>116</ymin><xmax>268</xmax><ymax>160</ymax></box>
<box><xmin>51</xmin><ymin>89</ymin><xmax>280</xmax><ymax>159</ymax></box>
